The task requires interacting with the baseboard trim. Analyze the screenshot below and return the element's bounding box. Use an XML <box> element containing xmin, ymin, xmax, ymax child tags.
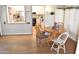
<box><xmin>2</xmin><ymin>33</ymin><xmax>32</xmax><ymax>36</ymax></box>
<box><xmin>69</xmin><ymin>35</ymin><xmax>77</xmax><ymax>42</ymax></box>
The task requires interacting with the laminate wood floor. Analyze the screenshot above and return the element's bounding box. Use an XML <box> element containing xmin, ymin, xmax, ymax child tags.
<box><xmin>0</xmin><ymin>35</ymin><xmax>77</xmax><ymax>54</ymax></box>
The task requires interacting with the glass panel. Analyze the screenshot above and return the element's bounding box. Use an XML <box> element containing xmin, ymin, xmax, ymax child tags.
<box><xmin>7</xmin><ymin>6</ymin><xmax>25</xmax><ymax>23</ymax></box>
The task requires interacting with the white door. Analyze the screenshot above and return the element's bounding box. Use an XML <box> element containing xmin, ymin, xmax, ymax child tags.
<box><xmin>0</xmin><ymin>5</ymin><xmax>32</xmax><ymax>35</ymax></box>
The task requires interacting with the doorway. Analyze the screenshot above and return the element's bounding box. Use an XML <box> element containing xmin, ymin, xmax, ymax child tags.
<box><xmin>32</xmin><ymin>5</ymin><xmax>45</xmax><ymax>39</ymax></box>
<box><xmin>32</xmin><ymin>5</ymin><xmax>44</xmax><ymax>26</ymax></box>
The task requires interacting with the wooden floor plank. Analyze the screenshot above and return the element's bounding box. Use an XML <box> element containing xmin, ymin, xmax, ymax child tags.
<box><xmin>0</xmin><ymin>35</ymin><xmax>77</xmax><ymax>54</ymax></box>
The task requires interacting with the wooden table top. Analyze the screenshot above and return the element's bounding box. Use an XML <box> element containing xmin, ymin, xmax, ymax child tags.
<box><xmin>44</xmin><ymin>28</ymin><xmax>65</xmax><ymax>39</ymax></box>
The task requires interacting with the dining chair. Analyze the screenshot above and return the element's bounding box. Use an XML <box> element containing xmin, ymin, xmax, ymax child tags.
<box><xmin>51</xmin><ymin>32</ymin><xmax>69</xmax><ymax>54</ymax></box>
<box><xmin>35</xmin><ymin>24</ymin><xmax>50</xmax><ymax>47</ymax></box>
<box><xmin>35</xmin><ymin>24</ymin><xmax>46</xmax><ymax>46</ymax></box>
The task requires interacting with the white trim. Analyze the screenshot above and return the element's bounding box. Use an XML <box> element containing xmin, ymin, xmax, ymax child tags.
<box><xmin>76</xmin><ymin>36</ymin><xmax>79</xmax><ymax>54</ymax></box>
<box><xmin>0</xmin><ymin>22</ymin><xmax>2</xmax><ymax>36</ymax></box>
<box><xmin>2</xmin><ymin>33</ymin><xmax>32</xmax><ymax>35</ymax></box>
<box><xmin>69</xmin><ymin>35</ymin><xmax>77</xmax><ymax>42</ymax></box>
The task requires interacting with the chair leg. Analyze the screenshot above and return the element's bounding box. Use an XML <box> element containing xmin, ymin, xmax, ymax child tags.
<box><xmin>63</xmin><ymin>45</ymin><xmax>66</xmax><ymax>54</ymax></box>
<box><xmin>51</xmin><ymin>42</ymin><xmax>54</xmax><ymax>51</ymax></box>
<box><xmin>36</xmin><ymin>38</ymin><xmax>41</xmax><ymax>47</ymax></box>
<box><xmin>51</xmin><ymin>43</ymin><xmax>60</xmax><ymax>54</ymax></box>
<box><xmin>57</xmin><ymin>45</ymin><xmax>59</xmax><ymax>54</ymax></box>
<box><xmin>46</xmin><ymin>39</ymin><xmax>50</xmax><ymax>47</ymax></box>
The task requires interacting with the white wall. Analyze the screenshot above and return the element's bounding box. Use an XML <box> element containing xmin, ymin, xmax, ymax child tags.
<box><xmin>64</xmin><ymin>9</ymin><xmax>70</xmax><ymax>32</ymax></box>
<box><xmin>32</xmin><ymin>6</ymin><xmax>44</xmax><ymax>14</ymax></box>
<box><xmin>0</xmin><ymin>22</ymin><xmax>1</xmax><ymax>35</ymax></box>
<box><xmin>0</xmin><ymin>5</ymin><xmax>32</xmax><ymax>35</ymax></box>
<box><xmin>44</xmin><ymin>7</ymin><xmax>64</xmax><ymax>27</ymax></box>
<box><xmin>76</xmin><ymin>36</ymin><xmax>79</xmax><ymax>54</ymax></box>
<box><xmin>44</xmin><ymin>6</ymin><xmax>55</xmax><ymax>27</ymax></box>
<box><xmin>44</xmin><ymin>14</ymin><xmax>54</xmax><ymax>27</ymax></box>
<box><xmin>0</xmin><ymin>6</ymin><xmax>1</xmax><ymax>35</ymax></box>
<box><xmin>55</xmin><ymin>9</ymin><xmax>64</xmax><ymax>23</ymax></box>
<box><xmin>64</xmin><ymin>9</ymin><xmax>79</xmax><ymax>41</ymax></box>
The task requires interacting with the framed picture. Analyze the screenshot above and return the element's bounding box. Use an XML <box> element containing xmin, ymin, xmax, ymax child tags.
<box><xmin>7</xmin><ymin>6</ymin><xmax>25</xmax><ymax>23</ymax></box>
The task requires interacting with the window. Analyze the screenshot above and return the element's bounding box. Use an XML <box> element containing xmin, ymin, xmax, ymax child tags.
<box><xmin>7</xmin><ymin>6</ymin><xmax>25</xmax><ymax>23</ymax></box>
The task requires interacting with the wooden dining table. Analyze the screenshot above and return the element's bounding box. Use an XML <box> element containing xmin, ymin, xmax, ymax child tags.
<box><xmin>44</xmin><ymin>27</ymin><xmax>65</xmax><ymax>41</ymax></box>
